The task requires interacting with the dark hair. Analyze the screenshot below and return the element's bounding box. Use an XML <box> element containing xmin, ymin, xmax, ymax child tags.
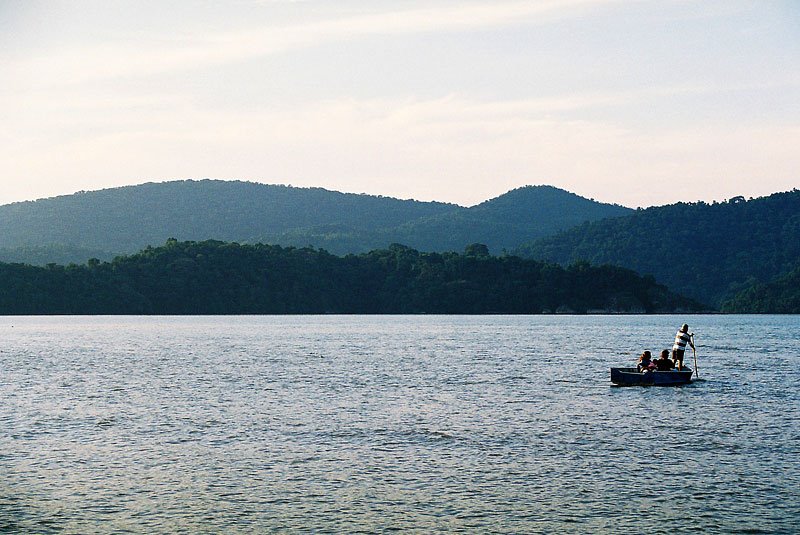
<box><xmin>660</xmin><ymin>349</ymin><xmax>670</xmax><ymax>358</ymax></box>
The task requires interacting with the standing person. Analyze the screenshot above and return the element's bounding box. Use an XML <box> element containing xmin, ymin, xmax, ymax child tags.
<box><xmin>672</xmin><ymin>323</ymin><xmax>695</xmax><ymax>371</ymax></box>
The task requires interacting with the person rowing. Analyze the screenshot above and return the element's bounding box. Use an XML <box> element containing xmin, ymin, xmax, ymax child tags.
<box><xmin>671</xmin><ymin>323</ymin><xmax>695</xmax><ymax>371</ymax></box>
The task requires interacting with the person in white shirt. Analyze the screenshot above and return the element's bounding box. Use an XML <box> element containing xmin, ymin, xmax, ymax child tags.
<box><xmin>671</xmin><ymin>323</ymin><xmax>695</xmax><ymax>371</ymax></box>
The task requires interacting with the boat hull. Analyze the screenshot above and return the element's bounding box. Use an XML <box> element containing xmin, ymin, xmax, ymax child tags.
<box><xmin>610</xmin><ymin>367</ymin><xmax>693</xmax><ymax>386</ymax></box>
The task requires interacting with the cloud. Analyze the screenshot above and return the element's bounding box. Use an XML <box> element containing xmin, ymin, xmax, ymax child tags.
<box><xmin>3</xmin><ymin>1</ymin><xmax>798</xmax><ymax>207</ymax></box>
<box><xmin>3</xmin><ymin>0</ymin><xmax>623</xmax><ymax>88</ymax></box>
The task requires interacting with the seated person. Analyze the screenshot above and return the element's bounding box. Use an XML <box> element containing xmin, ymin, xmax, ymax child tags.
<box><xmin>655</xmin><ymin>349</ymin><xmax>674</xmax><ymax>371</ymax></box>
<box><xmin>637</xmin><ymin>350</ymin><xmax>653</xmax><ymax>372</ymax></box>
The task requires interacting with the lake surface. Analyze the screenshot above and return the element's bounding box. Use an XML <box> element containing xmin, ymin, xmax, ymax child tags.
<box><xmin>1</xmin><ymin>315</ymin><xmax>798</xmax><ymax>533</ymax></box>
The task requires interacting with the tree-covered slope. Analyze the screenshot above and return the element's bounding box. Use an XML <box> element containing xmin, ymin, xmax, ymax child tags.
<box><xmin>519</xmin><ymin>190</ymin><xmax>800</xmax><ymax>306</ymax></box>
<box><xmin>0</xmin><ymin>180</ymin><xmax>457</xmax><ymax>254</ymax></box>
<box><xmin>0</xmin><ymin>239</ymin><xmax>702</xmax><ymax>315</ymax></box>
<box><xmin>721</xmin><ymin>265</ymin><xmax>800</xmax><ymax>313</ymax></box>
<box><xmin>0</xmin><ymin>181</ymin><xmax>631</xmax><ymax>263</ymax></box>
<box><xmin>0</xmin><ymin>244</ymin><xmax>121</xmax><ymax>266</ymax></box>
<box><xmin>389</xmin><ymin>186</ymin><xmax>632</xmax><ymax>253</ymax></box>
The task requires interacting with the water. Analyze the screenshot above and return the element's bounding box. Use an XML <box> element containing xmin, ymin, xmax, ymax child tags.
<box><xmin>1</xmin><ymin>315</ymin><xmax>798</xmax><ymax>533</ymax></box>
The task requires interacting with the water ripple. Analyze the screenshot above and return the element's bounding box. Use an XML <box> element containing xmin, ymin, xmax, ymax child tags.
<box><xmin>0</xmin><ymin>315</ymin><xmax>798</xmax><ymax>533</ymax></box>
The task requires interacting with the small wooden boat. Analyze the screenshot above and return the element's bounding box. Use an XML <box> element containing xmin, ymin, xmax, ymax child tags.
<box><xmin>610</xmin><ymin>367</ymin><xmax>693</xmax><ymax>386</ymax></box>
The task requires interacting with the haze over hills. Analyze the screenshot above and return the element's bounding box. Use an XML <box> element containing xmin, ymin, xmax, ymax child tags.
<box><xmin>519</xmin><ymin>190</ymin><xmax>800</xmax><ymax>307</ymax></box>
<box><xmin>0</xmin><ymin>180</ymin><xmax>455</xmax><ymax>254</ymax></box>
<box><xmin>0</xmin><ymin>180</ymin><xmax>630</xmax><ymax>264</ymax></box>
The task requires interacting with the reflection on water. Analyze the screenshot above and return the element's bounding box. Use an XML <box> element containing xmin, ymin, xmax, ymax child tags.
<box><xmin>1</xmin><ymin>315</ymin><xmax>798</xmax><ymax>532</ymax></box>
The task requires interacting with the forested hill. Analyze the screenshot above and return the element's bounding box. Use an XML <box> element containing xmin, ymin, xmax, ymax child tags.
<box><xmin>721</xmin><ymin>266</ymin><xmax>800</xmax><ymax>313</ymax></box>
<box><xmin>0</xmin><ymin>180</ymin><xmax>456</xmax><ymax>255</ymax></box>
<box><xmin>388</xmin><ymin>186</ymin><xmax>631</xmax><ymax>253</ymax></box>
<box><xmin>0</xmin><ymin>180</ymin><xmax>630</xmax><ymax>264</ymax></box>
<box><xmin>519</xmin><ymin>190</ymin><xmax>800</xmax><ymax>307</ymax></box>
<box><xmin>0</xmin><ymin>240</ymin><xmax>702</xmax><ymax>315</ymax></box>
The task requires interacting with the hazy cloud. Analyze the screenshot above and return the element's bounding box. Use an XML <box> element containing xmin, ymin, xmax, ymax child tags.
<box><xmin>2</xmin><ymin>0</ymin><xmax>798</xmax><ymax>207</ymax></box>
<box><xmin>3</xmin><ymin>0</ymin><xmax>623</xmax><ymax>88</ymax></box>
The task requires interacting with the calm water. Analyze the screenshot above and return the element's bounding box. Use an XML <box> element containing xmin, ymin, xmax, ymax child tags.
<box><xmin>1</xmin><ymin>315</ymin><xmax>798</xmax><ymax>533</ymax></box>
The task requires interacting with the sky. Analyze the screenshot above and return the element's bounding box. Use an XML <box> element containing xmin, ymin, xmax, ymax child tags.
<box><xmin>1</xmin><ymin>0</ymin><xmax>798</xmax><ymax>208</ymax></box>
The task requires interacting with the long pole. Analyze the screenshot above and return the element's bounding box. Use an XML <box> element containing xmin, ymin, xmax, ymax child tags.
<box><xmin>691</xmin><ymin>333</ymin><xmax>699</xmax><ymax>378</ymax></box>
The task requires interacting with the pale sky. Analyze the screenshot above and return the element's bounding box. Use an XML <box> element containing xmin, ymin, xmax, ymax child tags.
<box><xmin>1</xmin><ymin>0</ymin><xmax>798</xmax><ymax>208</ymax></box>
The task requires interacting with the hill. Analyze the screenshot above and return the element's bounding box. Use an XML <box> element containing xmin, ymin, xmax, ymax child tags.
<box><xmin>0</xmin><ymin>240</ymin><xmax>702</xmax><ymax>315</ymax></box>
<box><xmin>390</xmin><ymin>186</ymin><xmax>631</xmax><ymax>253</ymax></box>
<box><xmin>721</xmin><ymin>265</ymin><xmax>800</xmax><ymax>313</ymax></box>
<box><xmin>0</xmin><ymin>181</ymin><xmax>631</xmax><ymax>264</ymax></box>
<box><xmin>0</xmin><ymin>180</ymin><xmax>456</xmax><ymax>258</ymax></box>
<box><xmin>519</xmin><ymin>190</ymin><xmax>800</xmax><ymax>306</ymax></box>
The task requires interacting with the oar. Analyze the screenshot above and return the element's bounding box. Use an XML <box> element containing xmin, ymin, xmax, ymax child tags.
<box><xmin>691</xmin><ymin>333</ymin><xmax>699</xmax><ymax>378</ymax></box>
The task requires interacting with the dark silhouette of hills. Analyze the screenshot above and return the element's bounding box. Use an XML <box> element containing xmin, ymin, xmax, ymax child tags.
<box><xmin>0</xmin><ymin>239</ymin><xmax>702</xmax><ymax>315</ymax></box>
<box><xmin>0</xmin><ymin>180</ymin><xmax>630</xmax><ymax>264</ymax></box>
<box><xmin>519</xmin><ymin>190</ymin><xmax>800</xmax><ymax>307</ymax></box>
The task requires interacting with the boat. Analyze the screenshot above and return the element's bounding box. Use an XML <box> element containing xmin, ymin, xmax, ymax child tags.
<box><xmin>610</xmin><ymin>367</ymin><xmax>694</xmax><ymax>386</ymax></box>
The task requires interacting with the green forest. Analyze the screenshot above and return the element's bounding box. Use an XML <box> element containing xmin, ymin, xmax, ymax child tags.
<box><xmin>520</xmin><ymin>190</ymin><xmax>800</xmax><ymax>308</ymax></box>
<box><xmin>721</xmin><ymin>265</ymin><xmax>800</xmax><ymax>313</ymax></box>
<box><xmin>1</xmin><ymin>181</ymin><xmax>797</xmax><ymax>313</ymax></box>
<box><xmin>0</xmin><ymin>240</ymin><xmax>701</xmax><ymax>315</ymax></box>
<box><xmin>0</xmin><ymin>180</ymin><xmax>629</xmax><ymax>264</ymax></box>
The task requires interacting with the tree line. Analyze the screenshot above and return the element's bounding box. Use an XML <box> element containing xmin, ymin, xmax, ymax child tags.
<box><xmin>0</xmin><ymin>240</ymin><xmax>702</xmax><ymax>315</ymax></box>
<box><xmin>721</xmin><ymin>265</ymin><xmax>800</xmax><ymax>313</ymax></box>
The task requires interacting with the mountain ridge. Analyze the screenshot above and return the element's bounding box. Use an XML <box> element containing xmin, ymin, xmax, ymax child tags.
<box><xmin>0</xmin><ymin>180</ymin><xmax>630</xmax><ymax>264</ymax></box>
